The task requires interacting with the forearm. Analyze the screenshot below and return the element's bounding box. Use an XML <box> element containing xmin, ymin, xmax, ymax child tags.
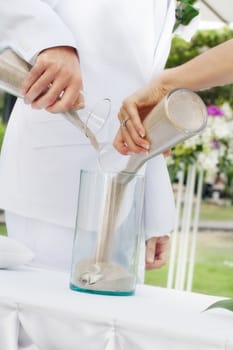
<box><xmin>160</xmin><ymin>39</ymin><xmax>233</xmax><ymax>91</ymax></box>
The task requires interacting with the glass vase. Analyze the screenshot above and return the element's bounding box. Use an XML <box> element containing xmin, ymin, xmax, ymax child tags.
<box><xmin>70</xmin><ymin>169</ymin><xmax>145</xmax><ymax>296</ymax></box>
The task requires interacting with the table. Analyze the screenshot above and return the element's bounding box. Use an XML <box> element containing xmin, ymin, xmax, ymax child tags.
<box><xmin>0</xmin><ymin>266</ymin><xmax>232</xmax><ymax>350</ymax></box>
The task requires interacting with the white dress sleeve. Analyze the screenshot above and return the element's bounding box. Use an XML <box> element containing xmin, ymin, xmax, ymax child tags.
<box><xmin>143</xmin><ymin>155</ymin><xmax>176</xmax><ymax>239</ymax></box>
<box><xmin>143</xmin><ymin>0</ymin><xmax>176</xmax><ymax>240</ymax></box>
<box><xmin>0</xmin><ymin>0</ymin><xmax>77</xmax><ymax>63</ymax></box>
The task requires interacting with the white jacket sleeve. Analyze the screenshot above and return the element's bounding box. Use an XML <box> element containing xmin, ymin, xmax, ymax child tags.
<box><xmin>143</xmin><ymin>0</ymin><xmax>176</xmax><ymax>240</ymax></box>
<box><xmin>0</xmin><ymin>0</ymin><xmax>77</xmax><ymax>63</ymax></box>
<box><xmin>143</xmin><ymin>155</ymin><xmax>176</xmax><ymax>240</ymax></box>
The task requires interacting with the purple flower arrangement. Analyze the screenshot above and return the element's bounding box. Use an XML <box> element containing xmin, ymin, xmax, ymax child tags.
<box><xmin>207</xmin><ymin>105</ymin><xmax>224</xmax><ymax>116</ymax></box>
<box><xmin>169</xmin><ymin>102</ymin><xmax>233</xmax><ymax>172</ymax></box>
<box><xmin>210</xmin><ymin>140</ymin><xmax>219</xmax><ymax>150</ymax></box>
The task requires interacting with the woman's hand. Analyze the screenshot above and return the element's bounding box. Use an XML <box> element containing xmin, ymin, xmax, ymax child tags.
<box><xmin>113</xmin><ymin>80</ymin><xmax>169</xmax><ymax>155</ymax></box>
<box><xmin>21</xmin><ymin>46</ymin><xmax>83</xmax><ymax>113</ymax></box>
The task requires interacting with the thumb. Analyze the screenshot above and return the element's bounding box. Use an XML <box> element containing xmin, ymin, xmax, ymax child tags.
<box><xmin>145</xmin><ymin>237</ymin><xmax>157</xmax><ymax>264</ymax></box>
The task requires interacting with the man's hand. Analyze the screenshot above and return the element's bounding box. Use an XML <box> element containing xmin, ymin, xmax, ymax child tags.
<box><xmin>21</xmin><ymin>46</ymin><xmax>83</xmax><ymax>113</ymax></box>
<box><xmin>145</xmin><ymin>236</ymin><xmax>170</xmax><ymax>269</ymax></box>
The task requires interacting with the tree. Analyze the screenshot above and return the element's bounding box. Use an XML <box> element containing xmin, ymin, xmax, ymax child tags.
<box><xmin>166</xmin><ymin>27</ymin><xmax>233</xmax><ymax>107</ymax></box>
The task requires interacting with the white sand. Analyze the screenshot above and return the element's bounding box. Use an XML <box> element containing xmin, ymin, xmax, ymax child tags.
<box><xmin>73</xmin><ymin>258</ymin><xmax>134</xmax><ymax>292</ymax></box>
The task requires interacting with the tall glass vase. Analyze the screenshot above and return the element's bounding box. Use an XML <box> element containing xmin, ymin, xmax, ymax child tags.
<box><xmin>70</xmin><ymin>169</ymin><xmax>145</xmax><ymax>296</ymax></box>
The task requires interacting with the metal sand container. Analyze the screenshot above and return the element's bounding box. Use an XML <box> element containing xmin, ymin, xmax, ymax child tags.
<box><xmin>0</xmin><ymin>48</ymin><xmax>102</xmax><ymax>151</ymax></box>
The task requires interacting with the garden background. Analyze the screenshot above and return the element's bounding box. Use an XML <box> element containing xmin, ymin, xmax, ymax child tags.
<box><xmin>146</xmin><ymin>25</ymin><xmax>233</xmax><ymax>298</ymax></box>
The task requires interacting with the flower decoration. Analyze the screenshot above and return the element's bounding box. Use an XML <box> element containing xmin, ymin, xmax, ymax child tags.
<box><xmin>207</xmin><ymin>105</ymin><xmax>224</xmax><ymax>116</ymax></box>
<box><xmin>167</xmin><ymin>102</ymin><xmax>233</xmax><ymax>176</ymax></box>
<box><xmin>174</xmin><ymin>0</ymin><xmax>200</xmax><ymax>32</ymax></box>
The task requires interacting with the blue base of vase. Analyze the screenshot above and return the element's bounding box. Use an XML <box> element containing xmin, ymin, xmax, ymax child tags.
<box><xmin>70</xmin><ymin>283</ymin><xmax>134</xmax><ymax>296</ymax></box>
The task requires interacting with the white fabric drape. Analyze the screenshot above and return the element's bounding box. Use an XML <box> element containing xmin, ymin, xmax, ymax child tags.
<box><xmin>0</xmin><ymin>267</ymin><xmax>232</xmax><ymax>350</ymax></box>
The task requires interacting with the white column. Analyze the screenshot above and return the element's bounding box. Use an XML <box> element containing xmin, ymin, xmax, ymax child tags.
<box><xmin>175</xmin><ymin>164</ymin><xmax>196</xmax><ymax>290</ymax></box>
<box><xmin>167</xmin><ymin>168</ymin><xmax>184</xmax><ymax>289</ymax></box>
<box><xmin>186</xmin><ymin>168</ymin><xmax>204</xmax><ymax>291</ymax></box>
<box><xmin>167</xmin><ymin>164</ymin><xmax>203</xmax><ymax>291</ymax></box>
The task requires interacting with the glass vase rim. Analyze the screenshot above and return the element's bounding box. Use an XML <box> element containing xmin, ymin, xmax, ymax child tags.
<box><xmin>165</xmin><ymin>87</ymin><xmax>208</xmax><ymax>134</ymax></box>
<box><xmin>80</xmin><ymin>168</ymin><xmax>145</xmax><ymax>178</ymax></box>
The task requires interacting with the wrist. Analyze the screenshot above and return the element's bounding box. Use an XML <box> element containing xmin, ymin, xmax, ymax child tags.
<box><xmin>158</xmin><ymin>68</ymin><xmax>181</xmax><ymax>92</ymax></box>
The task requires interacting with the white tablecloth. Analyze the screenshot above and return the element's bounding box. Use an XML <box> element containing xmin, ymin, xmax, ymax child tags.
<box><xmin>0</xmin><ymin>267</ymin><xmax>232</xmax><ymax>350</ymax></box>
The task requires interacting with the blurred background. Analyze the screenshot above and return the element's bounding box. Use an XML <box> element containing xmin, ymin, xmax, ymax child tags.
<box><xmin>145</xmin><ymin>0</ymin><xmax>233</xmax><ymax>298</ymax></box>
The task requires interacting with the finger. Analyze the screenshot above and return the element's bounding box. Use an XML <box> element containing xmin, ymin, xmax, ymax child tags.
<box><xmin>21</xmin><ymin>64</ymin><xmax>45</xmax><ymax>96</ymax></box>
<box><xmin>113</xmin><ymin>129</ymin><xmax>130</xmax><ymax>155</ymax></box>
<box><xmin>24</xmin><ymin>64</ymin><xmax>60</xmax><ymax>108</ymax></box>
<box><xmin>30</xmin><ymin>75</ymin><xmax>67</xmax><ymax>110</ymax></box>
<box><xmin>71</xmin><ymin>90</ymin><xmax>85</xmax><ymax>110</ymax></box>
<box><xmin>45</xmin><ymin>75</ymin><xmax>83</xmax><ymax>112</ymax></box>
<box><xmin>145</xmin><ymin>237</ymin><xmax>157</xmax><ymax>265</ymax></box>
<box><xmin>25</xmin><ymin>72</ymin><xmax>56</xmax><ymax>106</ymax></box>
<box><xmin>146</xmin><ymin>258</ymin><xmax>166</xmax><ymax>270</ymax></box>
<box><xmin>46</xmin><ymin>84</ymin><xmax>81</xmax><ymax>113</ymax></box>
<box><xmin>119</xmin><ymin>110</ymin><xmax>148</xmax><ymax>153</ymax></box>
<box><xmin>124</xmin><ymin>119</ymin><xmax>150</xmax><ymax>151</ymax></box>
<box><xmin>121</xmin><ymin>101</ymin><xmax>145</xmax><ymax>137</ymax></box>
<box><xmin>120</xmin><ymin>125</ymin><xmax>148</xmax><ymax>153</ymax></box>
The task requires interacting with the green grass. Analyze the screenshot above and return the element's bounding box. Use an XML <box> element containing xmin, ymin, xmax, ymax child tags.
<box><xmin>145</xmin><ymin>202</ymin><xmax>233</xmax><ymax>297</ymax></box>
<box><xmin>180</xmin><ymin>201</ymin><xmax>233</xmax><ymax>222</ymax></box>
<box><xmin>0</xmin><ymin>93</ymin><xmax>3</xmax><ymax>115</ymax></box>
<box><xmin>199</xmin><ymin>201</ymin><xmax>233</xmax><ymax>221</ymax></box>
<box><xmin>0</xmin><ymin>223</ymin><xmax>7</xmax><ymax>235</ymax></box>
<box><xmin>145</xmin><ymin>232</ymin><xmax>233</xmax><ymax>298</ymax></box>
<box><xmin>193</xmin><ymin>232</ymin><xmax>233</xmax><ymax>297</ymax></box>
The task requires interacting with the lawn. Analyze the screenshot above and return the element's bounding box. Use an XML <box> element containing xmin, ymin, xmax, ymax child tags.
<box><xmin>0</xmin><ymin>222</ymin><xmax>7</xmax><ymax>235</ymax></box>
<box><xmin>145</xmin><ymin>231</ymin><xmax>233</xmax><ymax>298</ymax></box>
<box><xmin>199</xmin><ymin>201</ymin><xmax>233</xmax><ymax>221</ymax></box>
<box><xmin>145</xmin><ymin>201</ymin><xmax>233</xmax><ymax>297</ymax></box>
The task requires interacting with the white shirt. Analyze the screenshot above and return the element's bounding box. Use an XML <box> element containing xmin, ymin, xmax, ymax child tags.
<box><xmin>0</xmin><ymin>0</ymin><xmax>176</xmax><ymax>239</ymax></box>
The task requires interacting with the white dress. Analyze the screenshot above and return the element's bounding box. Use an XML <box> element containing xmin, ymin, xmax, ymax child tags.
<box><xmin>0</xmin><ymin>0</ymin><xmax>176</xmax><ymax>271</ymax></box>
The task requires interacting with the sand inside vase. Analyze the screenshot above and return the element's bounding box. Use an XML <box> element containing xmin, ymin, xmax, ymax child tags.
<box><xmin>73</xmin><ymin>258</ymin><xmax>135</xmax><ymax>292</ymax></box>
